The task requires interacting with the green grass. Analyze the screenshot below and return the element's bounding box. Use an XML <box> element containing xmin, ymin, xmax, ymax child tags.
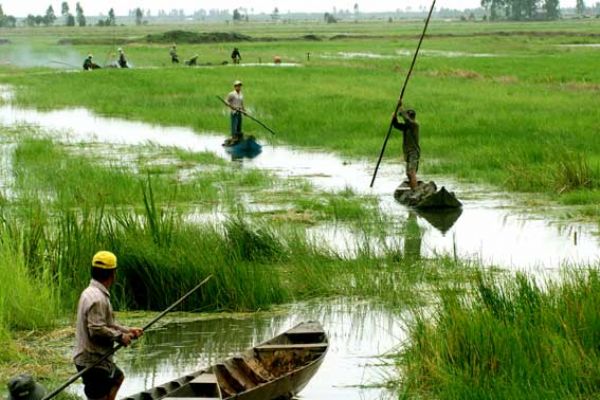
<box><xmin>396</xmin><ymin>269</ymin><xmax>600</xmax><ymax>399</ymax></box>
<box><xmin>1</xmin><ymin>20</ymin><xmax>599</xmax><ymax>213</ymax></box>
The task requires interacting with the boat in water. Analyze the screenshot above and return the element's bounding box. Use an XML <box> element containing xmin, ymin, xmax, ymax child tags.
<box><xmin>394</xmin><ymin>180</ymin><xmax>462</xmax><ymax>210</ymax></box>
<box><xmin>222</xmin><ymin>135</ymin><xmax>262</xmax><ymax>159</ymax></box>
<box><xmin>122</xmin><ymin>321</ymin><xmax>328</xmax><ymax>400</ymax></box>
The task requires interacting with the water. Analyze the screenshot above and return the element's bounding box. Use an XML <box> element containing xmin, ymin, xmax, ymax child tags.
<box><xmin>69</xmin><ymin>300</ymin><xmax>403</xmax><ymax>400</ymax></box>
<box><xmin>1</xmin><ymin>86</ymin><xmax>597</xmax><ymax>399</ymax></box>
<box><xmin>0</xmin><ymin>94</ymin><xmax>597</xmax><ymax>270</ymax></box>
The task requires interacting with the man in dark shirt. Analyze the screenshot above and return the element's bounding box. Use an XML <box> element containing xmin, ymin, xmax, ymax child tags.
<box><xmin>117</xmin><ymin>48</ymin><xmax>128</xmax><ymax>68</ymax></box>
<box><xmin>83</xmin><ymin>55</ymin><xmax>100</xmax><ymax>70</ymax></box>
<box><xmin>231</xmin><ymin>48</ymin><xmax>241</xmax><ymax>64</ymax></box>
<box><xmin>169</xmin><ymin>44</ymin><xmax>179</xmax><ymax>63</ymax></box>
<box><xmin>391</xmin><ymin>102</ymin><xmax>420</xmax><ymax>190</ymax></box>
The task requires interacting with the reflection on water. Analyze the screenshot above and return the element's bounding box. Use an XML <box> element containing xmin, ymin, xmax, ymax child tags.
<box><xmin>0</xmin><ymin>88</ymin><xmax>598</xmax><ymax>270</ymax></box>
<box><xmin>68</xmin><ymin>300</ymin><xmax>403</xmax><ymax>400</ymax></box>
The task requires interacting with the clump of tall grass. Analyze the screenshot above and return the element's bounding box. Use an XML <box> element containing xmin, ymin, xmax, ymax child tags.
<box><xmin>397</xmin><ymin>269</ymin><xmax>600</xmax><ymax>399</ymax></box>
<box><xmin>554</xmin><ymin>151</ymin><xmax>599</xmax><ymax>193</ymax></box>
<box><xmin>0</xmin><ymin>230</ymin><xmax>61</xmax><ymax>330</ymax></box>
<box><xmin>223</xmin><ymin>217</ymin><xmax>286</xmax><ymax>262</ymax></box>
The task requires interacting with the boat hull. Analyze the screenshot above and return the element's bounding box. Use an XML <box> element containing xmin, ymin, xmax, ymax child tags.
<box><xmin>394</xmin><ymin>181</ymin><xmax>462</xmax><ymax>210</ymax></box>
<box><xmin>222</xmin><ymin>136</ymin><xmax>262</xmax><ymax>159</ymax></box>
<box><xmin>122</xmin><ymin>321</ymin><xmax>328</xmax><ymax>400</ymax></box>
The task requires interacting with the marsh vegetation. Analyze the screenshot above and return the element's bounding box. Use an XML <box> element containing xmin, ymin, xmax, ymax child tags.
<box><xmin>0</xmin><ymin>18</ymin><xmax>599</xmax><ymax>399</ymax></box>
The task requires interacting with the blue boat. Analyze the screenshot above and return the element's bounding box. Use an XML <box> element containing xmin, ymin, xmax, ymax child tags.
<box><xmin>222</xmin><ymin>136</ymin><xmax>262</xmax><ymax>159</ymax></box>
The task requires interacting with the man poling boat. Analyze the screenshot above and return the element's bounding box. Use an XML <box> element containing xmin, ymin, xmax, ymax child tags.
<box><xmin>369</xmin><ymin>0</ymin><xmax>462</xmax><ymax>211</ymax></box>
<box><xmin>40</xmin><ymin>265</ymin><xmax>212</xmax><ymax>400</ymax></box>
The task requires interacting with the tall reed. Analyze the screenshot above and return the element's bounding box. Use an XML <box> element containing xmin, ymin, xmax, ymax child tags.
<box><xmin>397</xmin><ymin>269</ymin><xmax>600</xmax><ymax>399</ymax></box>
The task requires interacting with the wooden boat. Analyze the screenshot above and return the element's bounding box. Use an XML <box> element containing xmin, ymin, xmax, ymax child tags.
<box><xmin>122</xmin><ymin>321</ymin><xmax>328</xmax><ymax>400</ymax></box>
<box><xmin>222</xmin><ymin>135</ymin><xmax>262</xmax><ymax>159</ymax></box>
<box><xmin>394</xmin><ymin>181</ymin><xmax>462</xmax><ymax>210</ymax></box>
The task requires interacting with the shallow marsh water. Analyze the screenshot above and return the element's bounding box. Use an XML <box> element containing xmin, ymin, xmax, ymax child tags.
<box><xmin>69</xmin><ymin>300</ymin><xmax>403</xmax><ymax>400</ymax></box>
<box><xmin>1</xmin><ymin>87</ymin><xmax>598</xmax><ymax>399</ymax></box>
<box><xmin>0</xmin><ymin>95</ymin><xmax>597</xmax><ymax>271</ymax></box>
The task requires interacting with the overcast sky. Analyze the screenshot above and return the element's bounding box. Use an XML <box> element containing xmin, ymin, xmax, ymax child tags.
<box><xmin>0</xmin><ymin>0</ymin><xmax>577</xmax><ymax>17</ymax></box>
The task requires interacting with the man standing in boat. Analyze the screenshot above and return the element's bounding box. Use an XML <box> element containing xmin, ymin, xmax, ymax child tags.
<box><xmin>391</xmin><ymin>101</ymin><xmax>420</xmax><ymax>190</ymax></box>
<box><xmin>226</xmin><ymin>80</ymin><xmax>245</xmax><ymax>142</ymax></box>
<box><xmin>73</xmin><ymin>251</ymin><xmax>143</xmax><ymax>400</ymax></box>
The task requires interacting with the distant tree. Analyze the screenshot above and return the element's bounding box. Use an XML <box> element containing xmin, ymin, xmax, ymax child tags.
<box><xmin>0</xmin><ymin>5</ymin><xmax>15</xmax><ymax>27</ymax></box>
<box><xmin>135</xmin><ymin>7</ymin><xmax>143</xmax><ymax>25</ymax></box>
<box><xmin>108</xmin><ymin>7</ymin><xmax>116</xmax><ymax>25</ymax></box>
<box><xmin>481</xmin><ymin>0</ymin><xmax>504</xmax><ymax>20</ymax></box>
<box><xmin>353</xmin><ymin>3</ymin><xmax>359</xmax><ymax>18</ymax></box>
<box><xmin>576</xmin><ymin>0</ymin><xmax>586</xmax><ymax>14</ymax></box>
<box><xmin>544</xmin><ymin>0</ymin><xmax>560</xmax><ymax>19</ymax></box>
<box><xmin>25</xmin><ymin>14</ymin><xmax>35</xmax><ymax>26</ymax></box>
<box><xmin>44</xmin><ymin>5</ymin><xmax>56</xmax><ymax>26</ymax></box>
<box><xmin>35</xmin><ymin>15</ymin><xmax>44</xmax><ymax>26</ymax></box>
<box><xmin>233</xmin><ymin>8</ymin><xmax>242</xmax><ymax>21</ymax></box>
<box><xmin>323</xmin><ymin>12</ymin><xmax>337</xmax><ymax>23</ymax></box>
<box><xmin>523</xmin><ymin>0</ymin><xmax>540</xmax><ymax>19</ymax></box>
<box><xmin>66</xmin><ymin>13</ymin><xmax>75</xmax><ymax>26</ymax></box>
<box><xmin>76</xmin><ymin>2</ymin><xmax>86</xmax><ymax>26</ymax></box>
<box><xmin>61</xmin><ymin>2</ymin><xmax>69</xmax><ymax>17</ymax></box>
<box><xmin>271</xmin><ymin>7</ymin><xmax>279</xmax><ymax>21</ymax></box>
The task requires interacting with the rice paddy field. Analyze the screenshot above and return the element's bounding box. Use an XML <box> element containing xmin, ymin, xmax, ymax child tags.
<box><xmin>0</xmin><ymin>17</ymin><xmax>599</xmax><ymax>399</ymax></box>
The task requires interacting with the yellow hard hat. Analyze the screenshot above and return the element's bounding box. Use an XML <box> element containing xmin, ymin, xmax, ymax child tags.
<box><xmin>92</xmin><ymin>251</ymin><xmax>117</xmax><ymax>269</ymax></box>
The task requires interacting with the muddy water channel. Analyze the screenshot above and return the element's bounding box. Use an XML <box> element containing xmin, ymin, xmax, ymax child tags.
<box><xmin>68</xmin><ymin>300</ymin><xmax>402</xmax><ymax>399</ymax></box>
<box><xmin>0</xmin><ymin>96</ymin><xmax>597</xmax><ymax>270</ymax></box>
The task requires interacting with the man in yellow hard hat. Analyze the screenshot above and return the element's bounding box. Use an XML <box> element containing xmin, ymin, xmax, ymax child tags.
<box><xmin>73</xmin><ymin>251</ymin><xmax>143</xmax><ymax>400</ymax></box>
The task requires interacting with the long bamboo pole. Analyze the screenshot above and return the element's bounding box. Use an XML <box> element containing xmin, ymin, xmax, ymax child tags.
<box><xmin>369</xmin><ymin>0</ymin><xmax>438</xmax><ymax>188</ymax></box>
<box><xmin>216</xmin><ymin>96</ymin><xmax>277</xmax><ymax>136</ymax></box>
<box><xmin>42</xmin><ymin>275</ymin><xmax>213</xmax><ymax>400</ymax></box>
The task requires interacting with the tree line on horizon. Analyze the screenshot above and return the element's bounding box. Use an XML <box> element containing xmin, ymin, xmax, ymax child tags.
<box><xmin>0</xmin><ymin>0</ymin><xmax>598</xmax><ymax>28</ymax></box>
<box><xmin>0</xmin><ymin>3</ymin><xmax>147</xmax><ymax>27</ymax></box>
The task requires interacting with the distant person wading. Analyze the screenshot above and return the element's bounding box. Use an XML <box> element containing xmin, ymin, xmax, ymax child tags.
<box><xmin>170</xmin><ymin>44</ymin><xmax>179</xmax><ymax>63</ymax></box>
<box><xmin>226</xmin><ymin>80</ymin><xmax>245</xmax><ymax>142</ymax></box>
<box><xmin>117</xmin><ymin>48</ymin><xmax>129</xmax><ymax>68</ymax></box>
<box><xmin>231</xmin><ymin>47</ymin><xmax>241</xmax><ymax>64</ymax></box>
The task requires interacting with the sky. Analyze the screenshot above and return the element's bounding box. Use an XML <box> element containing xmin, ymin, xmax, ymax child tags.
<box><xmin>0</xmin><ymin>0</ymin><xmax>578</xmax><ymax>17</ymax></box>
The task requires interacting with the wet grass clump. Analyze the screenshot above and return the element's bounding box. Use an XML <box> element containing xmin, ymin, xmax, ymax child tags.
<box><xmin>396</xmin><ymin>269</ymin><xmax>600</xmax><ymax>399</ymax></box>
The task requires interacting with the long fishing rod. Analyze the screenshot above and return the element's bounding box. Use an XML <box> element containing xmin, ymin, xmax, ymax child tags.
<box><xmin>216</xmin><ymin>96</ymin><xmax>277</xmax><ymax>136</ymax></box>
<box><xmin>42</xmin><ymin>275</ymin><xmax>213</xmax><ymax>400</ymax></box>
<box><xmin>369</xmin><ymin>0</ymin><xmax>437</xmax><ymax>188</ymax></box>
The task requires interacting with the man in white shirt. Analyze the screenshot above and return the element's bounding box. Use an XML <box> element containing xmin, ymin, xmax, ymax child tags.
<box><xmin>226</xmin><ymin>80</ymin><xmax>245</xmax><ymax>141</ymax></box>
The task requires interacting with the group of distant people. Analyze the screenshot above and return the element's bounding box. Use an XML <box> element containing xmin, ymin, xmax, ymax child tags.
<box><xmin>83</xmin><ymin>45</ymin><xmax>249</xmax><ymax>70</ymax></box>
<box><xmin>83</xmin><ymin>48</ymin><xmax>129</xmax><ymax>70</ymax></box>
<box><xmin>168</xmin><ymin>44</ymin><xmax>242</xmax><ymax>66</ymax></box>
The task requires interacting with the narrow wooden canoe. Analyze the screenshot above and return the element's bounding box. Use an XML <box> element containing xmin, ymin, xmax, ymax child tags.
<box><xmin>222</xmin><ymin>136</ymin><xmax>262</xmax><ymax>159</ymax></box>
<box><xmin>121</xmin><ymin>321</ymin><xmax>328</xmax><ymax>400</ymax></box>
<box><xmin>394</xmin><ymin>181</ymin><xmax>462</xmax><ymax>210</ymax></box>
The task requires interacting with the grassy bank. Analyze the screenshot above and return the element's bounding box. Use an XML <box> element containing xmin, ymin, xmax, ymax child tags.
<box><xmin>395</xmin><ymin>269</ymin><xmax>600</xmax><ymax>399</ymax></box>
